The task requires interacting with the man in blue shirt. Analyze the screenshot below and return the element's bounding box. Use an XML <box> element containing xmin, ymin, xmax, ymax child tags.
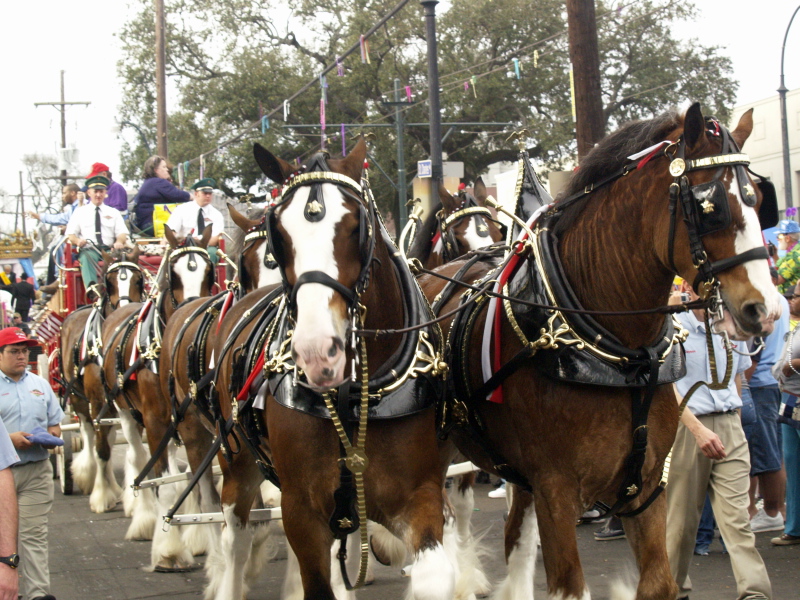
<box><xmin>666</xmin><ymin>283</ymin><xmax>771</xmax><ymax>600</ymax></box>
<box><xmin>0</xmin><ymin>328</ymin><xmax>63</xmax><ymax>600</ymax></box>
<box><xmin>746</xmin><ymin>293</ymin><xmax>790</xmax><ymax>533</ymax></box>
<box><xmin>0</xmin><ymin>415</ymin><xmax>20</xmax><ymax>600</ymax></box>
<box><xmin>27</xmin><ymin>184</ymin><xmax>83</xmax><ymax>289</ymax></box>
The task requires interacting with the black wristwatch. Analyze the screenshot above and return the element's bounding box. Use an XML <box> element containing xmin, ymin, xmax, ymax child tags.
<box><xmin>0</xmin><ymin>553</ymin><xmax>19</xmax><ymax>569</ymax></box>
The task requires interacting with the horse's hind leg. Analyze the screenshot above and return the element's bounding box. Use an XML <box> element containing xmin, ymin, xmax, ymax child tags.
<box><xmin>492</xmin><ymin>486</ymin><xmax>538</xmax><ymax>600</ymax></box>
<box><xmin>534</xmin><ymin>480</ymin><xmax>590</xmax><ymax>599</ymax></box>
<box><xmin>118</xmin><ymin>408</ymin><xmax>156</xmax><ymax>540</ymax></box>
<box><xmin>623</xmin><ymin>494</ymin><xmax>678</xmax><ymax>600</ymax></box>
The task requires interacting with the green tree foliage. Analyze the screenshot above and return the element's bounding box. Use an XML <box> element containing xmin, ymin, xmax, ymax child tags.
<box><xmin>117</xmin><ymin>0</ymin><xmax>737</xmax><ymax>217</ymax></box>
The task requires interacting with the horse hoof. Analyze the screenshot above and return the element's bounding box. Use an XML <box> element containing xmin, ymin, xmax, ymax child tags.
<box><xmin>153</xmin><ymin>562</ymin><xmax>200</xmax><ymax>573</ymax></box>
<box><xmin>369</xmin><ymin>535</ymin><xmax>392</xmax><ymax>566</ymax></box>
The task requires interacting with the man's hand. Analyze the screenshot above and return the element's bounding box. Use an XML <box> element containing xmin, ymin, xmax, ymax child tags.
<box><xmin>692</xmin><ymin>424</ymin><xmax>727</xmax><ymax>460</ymax></box>
<box><xmin>113</xmin><ymin>242</ymin><xmax>124</xmax><ymax>250</ymax></box>
<box><xmin>40</xmin><ymin>425</ymin><xmax>62</xmax><ymax>450</ymax></box>
<box><xmin>0</xmin><ymin>563</ymin><xmax>19</xmax><ymax>600</ymax></box>
<box><xmin>77</xmin><ymin>238</ymin><xmax>88</xmax><ymax>248</ymax></box>
<box><xmin>26</xmin><ymin>211</ymin><xmax>40</xmax><ymax>221</ymax></box>
<box><xmin>9</xmin><ymin>432</ymin><xmax>32</xmax><ymax>451</ymax></box>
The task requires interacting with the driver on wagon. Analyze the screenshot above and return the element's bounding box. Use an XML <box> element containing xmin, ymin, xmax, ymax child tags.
<box><xmin>64</xmin><ymin>175</ymin><xmax>129</xmax><ymax>298</ymax></box>
<box><xmin>164</xmin><ymin>178</ymin><xmax>224</xmax><ymax>263</ymax></box>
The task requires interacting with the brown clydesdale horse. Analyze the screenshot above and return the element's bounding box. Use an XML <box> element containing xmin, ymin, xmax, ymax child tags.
<box><xmin>90</xmin><ymin>226</ymin><xmax>215</xmax><ymax>553</ymax></box>
<box><xmin>59</xmin><ymin>246</ymin><xmax>145</xmax><ymax>513</ymax></box>
<box><xmin>406</xmin><ymin>177</ymin><xmax>505</xmax><ymax>270</ymax></box>
<box><xmin>205</xmin><ymin>139</ymin><xmax>458</xmax><ymax>600</ymax></box>
<box><xmin>128</xmin><ymin>207</ymin><xmax>283</xmax><ymax>572</ymax></box>
<box><xmin>419</xmin><ymin>104</ymin><xmax>780</xmax><ymax>600</ymax></box>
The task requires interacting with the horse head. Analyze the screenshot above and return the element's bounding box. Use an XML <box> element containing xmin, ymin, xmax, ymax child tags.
<box><xmin>438</xmin><ymin>178</ymin><xmax>504</xmax><ymax>260</ymax></box>
<box><xmin>254</xmin><ymin>138</ymin><xmax>371</xmax><ymax>389</ymax></box>
<box><xmin>558</xmin><ymin>102</ymin><xmax>780</xmax><ymax>342</ymax></box>
<box><xmin>163</xmin><ymin>225</ymin><xmax>215</xmax><ymax>306</ymax></box>
<box><xmin>100</xmin><ymin>246</ymin><xmax>145</xmax><ymax>309</ymax></box>
<box><xmin>227</xmin><ymin>203</ymin><xmax>281</xmax><ymax>292</ymax></box>
<box><xmin>665</xmin><ymin>104</ymin><xmax>779</xmax><ymax>337</ymax></box>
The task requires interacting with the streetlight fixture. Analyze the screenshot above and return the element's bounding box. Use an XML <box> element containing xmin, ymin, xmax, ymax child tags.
<box><xmin>778</xmin><ymin>5</ymin><xmax>800</xmax><ymax>211</ymax></box>
<box><xmin>115</xmin><ymin>120</ymin><xmax>153</xmax><ymax>156</ymax></box>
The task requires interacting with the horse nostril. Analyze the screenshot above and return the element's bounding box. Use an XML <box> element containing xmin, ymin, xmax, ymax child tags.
<box><xmin>742</xmin><ymin>302</ymin><xmax>766</xmax><ymax>326</ymax></box>
<box><xmin>321</xmin><ymin>367</ymin><xmax>334</xmax><ymax>379</ymax></box>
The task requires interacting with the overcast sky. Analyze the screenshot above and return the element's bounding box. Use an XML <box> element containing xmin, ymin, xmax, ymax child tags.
<box><xmin>0</xmin><ymin>0</ymin><xmax>797</xmax><ymax>201</ymax></box>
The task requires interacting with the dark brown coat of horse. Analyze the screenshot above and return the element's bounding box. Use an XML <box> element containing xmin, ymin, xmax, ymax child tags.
<box><xmin>419</xmin><ymin>105</ymin><xmax>780</xmax><ymax>600</ymax></box>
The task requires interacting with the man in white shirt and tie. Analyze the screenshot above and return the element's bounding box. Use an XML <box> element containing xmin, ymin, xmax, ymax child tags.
<box><xmin>65</xmin><ymin>175</ymin><xmax>129</xmax><ymax>297</ymax></box>
<box><xmin>165</xmin><ymin>178</ymin><xmax>224</xmax><ymax>263</ymax></box>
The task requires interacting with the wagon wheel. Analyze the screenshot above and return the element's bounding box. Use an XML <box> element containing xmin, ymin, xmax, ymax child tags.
<box><xmin>57</xmin><ymin>431</ymin><xmax>75</xmax><ymax>495</ymax></box>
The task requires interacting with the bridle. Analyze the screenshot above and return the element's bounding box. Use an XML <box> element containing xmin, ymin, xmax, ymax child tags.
<box><xmin>436</xmin><ymin>192</ymin><xmax>498</xmax><ymax>263</ymax></box>
<box><xmin>165</xmin><ymin>240</ymin><xmax>215</xmax><ymax>309</ymax></box>
<box><xmin>556</xmin><ymin>118</ymin><xmax>771</xmax><ymax>314</ymax></box>
<box><xmin>105</xmin><ymin>260</ymin><xmax>144</xmax><ymax>309</ymax></box>
<box><xmin>267</xmin><ymin>153</ymin><xmax>377</xmax><ymax>319</ymax></box>
<box><xmin>238</xmin><ymin>216</ymin><xmax>277</xmax><ymax>291</ymax></box>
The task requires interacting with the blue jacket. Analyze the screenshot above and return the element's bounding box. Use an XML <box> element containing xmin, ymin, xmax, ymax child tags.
<box><xmin>134</xmin><ymin>178</ymin><xmax>190</xmax><ymax>232</ymax></box>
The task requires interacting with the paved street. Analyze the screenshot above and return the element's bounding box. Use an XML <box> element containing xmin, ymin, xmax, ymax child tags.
<box><xmin>47</xmin><ymin>450</ymin><xmax>799</xmax><ymax>599</ymax></box>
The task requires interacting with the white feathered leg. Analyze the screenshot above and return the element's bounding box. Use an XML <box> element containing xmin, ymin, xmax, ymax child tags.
<box><xmin>89</xmin><ymin>426</ymin><xmax>122</xmax><ymax>513</ymax></box>
<box><xmin>491</xmin><ymin>498</ymin><xmax>538</xmax><ymax>600</ymax></box>
<box><xmin>119</xmin><ymin>410</ymin><xmax>157</xmax><ymax>540</ymax></box>
<box><xmin>449</xmin><ymin>480</ymin><xmax>490</xmax><ymax>598</ymax></box>
<box><xmin>206</xmin><ymin>504</ymin><xmax>254</xmax><ymax>600</ymax></box>
<box><xmin>70</xmin><ymin>415</ymin><xmax>97</xmax><ymax>494</ymax></box>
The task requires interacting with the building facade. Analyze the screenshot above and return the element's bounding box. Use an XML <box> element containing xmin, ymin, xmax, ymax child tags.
<box><xmin>731</xmin><ymin>87</ymin><xmax>800</xmax><ymax>214</ymax></box>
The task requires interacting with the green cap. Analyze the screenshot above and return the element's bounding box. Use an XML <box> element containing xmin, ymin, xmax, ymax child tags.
<box><xmin>86</xmin><ymin>175</ymin><xmax>110</xmax><ymax>189</ymax></box>
<box><xmin>190</xmin><ymin>178</ymin><xmax>216</xmax><ymax>191</ymax></box>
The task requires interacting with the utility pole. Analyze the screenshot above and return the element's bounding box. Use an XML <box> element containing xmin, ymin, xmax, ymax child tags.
<box><xmin>421</xmin><ymin>0</ymin><xmax>443</xmax><ymax>187</ymax></box>
<box><xmin>778</xmin><ymin>5</ymin><xmax>799</xmax><ymax>211</ymax></box>
<box><xmin>33</xmin><ymin>71</ymin><xmax>90</xmax><ymax>187</ymax></box>
<box><xmin>381</xmin><ymin>79</ymin><xmax>414</xmax><ymax>231</ymax></box>
<box><xmin>155</xmin><ymin>0</ymin><xmax>168</xmax><ymax>158</ymax></box>
<box><xmin>566</xmin><ymin>0</ymin><xmax>605</xmax><ymax>160</ymax></box>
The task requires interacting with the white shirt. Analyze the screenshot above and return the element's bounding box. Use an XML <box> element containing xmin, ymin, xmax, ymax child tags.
<box><xmin>166</xmin><ymin>200</ymin><xmax>224</xmax><ymax>240</ymax></box>
<box><xmin>65</xmin><ymin>202</ymin><xmax>128</xmax><ymax>246</ymax></box>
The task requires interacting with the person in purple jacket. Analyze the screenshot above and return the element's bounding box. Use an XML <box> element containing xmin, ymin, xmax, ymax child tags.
<box><xmin>133</xmin><ymin>155</ymin><xmax>191</xmax><ymax>236</ymax></box>
<box><xmin>86</xmin><ymin>162</ymin><xmax>128</xmax><ymax>215</ymax></box>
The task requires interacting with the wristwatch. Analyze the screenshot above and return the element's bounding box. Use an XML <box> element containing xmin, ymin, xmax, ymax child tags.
<box><xmin>0</xmin><ymin>553</ymin><xmax>19</xmax><ymax>569</ymax></box>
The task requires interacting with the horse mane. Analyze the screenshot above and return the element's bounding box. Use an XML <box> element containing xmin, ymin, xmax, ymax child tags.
<box><xmin>407</xmin><ymin>202</ymin><xmax>442</xmax><ymax>264</ymax></box>
<box><xmin>553</xmin><ymin>109</ymin><xmax>682</xmax><ymax>237</ymax></box>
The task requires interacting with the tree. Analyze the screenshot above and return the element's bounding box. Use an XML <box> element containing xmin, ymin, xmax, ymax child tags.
<box><xmin>116</xmin><ymin>0</ymin><xmax>737</xmax><ymax>218</ymax></box>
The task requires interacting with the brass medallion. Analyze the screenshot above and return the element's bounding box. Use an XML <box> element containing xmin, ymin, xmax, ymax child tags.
<box><xmin>669</xmin><ymin>158</ymin><xmax>686</xmax><ymax>177</ymax></box>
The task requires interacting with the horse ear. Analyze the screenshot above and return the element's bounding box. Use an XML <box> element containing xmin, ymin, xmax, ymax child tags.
<box><xmin>126</xmin><ymin>246</ymin><xmax>141</xmax><ymax>263</ymax></box>
<box><xmin>683</xmin><ymin>102</ymin><xmax>705</xmax><ymax>150</ymax></box>
<box><xmin>100</xmin><ymin>250</ymin><xmax>113</xmax><ymax>265</ymax></box>
<box><xmin>164</xmin><ymin>225</ymin><xmax>179</xmax><ymax>249</ymax></box>
<box><xmin>731</xmin><ymin>108</ymin><xmax>754</xmax><ymax>149</ymax></box>
<box><xmin>199</xmin><ymin>224</ymin><xmax>213</xmax><ymax>248</ymax></box>
<box><xmin>438</xmin><ymin>182</ymin><xmax>458</xmax><ymax>212</ymax></box>
<box><xmin>228</xmin><ymin>202</ymin><xmax>260</xmax><ymax>231</ymax></box>
<box><xmin>473</xmin><ymin>177</ymin><xmax>488</xmax><ymax>205</ymax></box>
<box><xmin>339</xmin><ymin>137</ymin><xmax>368</xmax><ymax>182</ymax></box>
<box><xmin>253</xmin><ymin>143</ymin><xmax>295</xmax><ymax>183</ymax></box>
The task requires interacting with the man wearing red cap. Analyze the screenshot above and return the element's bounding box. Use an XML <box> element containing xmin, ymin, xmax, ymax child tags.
<box><xmin>86</xmin><ymin>163</ymin><xmax>127</xmax><ymax>214</ymax></box>
<box><xmin>0</xmin><ymin>328</ymin><xmax>62</xmax><ymax>600</ymax></box>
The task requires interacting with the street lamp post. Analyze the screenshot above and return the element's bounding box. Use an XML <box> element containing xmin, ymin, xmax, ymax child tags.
<box><xmin>119</xmin><ymin>121</ymin><xmax>153</xmax><ymax>156</ymax></box>
<box><xmin>779</xmin><ymin>5</ymin><xmax>800</xmax><ymax>211</ymax></box>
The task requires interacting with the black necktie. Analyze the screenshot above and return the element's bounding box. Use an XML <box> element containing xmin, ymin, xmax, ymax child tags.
<box><xmin>196</xmin><ymin>208</ymin><xmax>205</xmax><ymax>235</ymax></box>
<box><xmin>95</xmin><ymin>207</ymin><xmax>103</xmax><ymax>245</ymax></box>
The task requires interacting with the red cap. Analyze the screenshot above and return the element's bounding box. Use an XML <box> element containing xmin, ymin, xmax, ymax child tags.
<box><xmin>458</xmin><ymin>182</ymin><xmax>466</xmax><ymax>191</ymax></box>
<box><xmin>87</xmin><ymin>162</ymin><xmax>111</xmax><ymax>178</ymax></box>
<box><xmin>0</xmin><ymin>328</ymin><xmax>38</xmax><ymax>349</ymax></box>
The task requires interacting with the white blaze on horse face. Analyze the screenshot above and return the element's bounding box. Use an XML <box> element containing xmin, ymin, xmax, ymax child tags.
<box><xmin>172</xmin><ymin>253</ymin><xmax>207</xmax><ymax>300</ymax></box>
<box><xmin>116</xmin><ymin>270</ymin><xmax>132</xmax><ymax>307</ymax></box>
<box><xmin>729</xmin><ymin>173</ymin><xmax>781</xmax><ymax>327</ymax></box>
<box><xmin>282</xmin><ymin>185</ymin><xmax>351</xmax><ymax>388</ymax></box>
<box><xmin>257</xmin><ymin>240</ymin><xmax>282</xmax><ymax>288</ymax></box>
<box><xmin>461</xmin><ymin>217</ymin><xmax>489</xmax><ymax>251</ymax></box>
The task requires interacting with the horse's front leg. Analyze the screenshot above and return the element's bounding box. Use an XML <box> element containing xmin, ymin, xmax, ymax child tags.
<box><xmin>624</xmin><ymin>493</ymin><xmax>678</xmax><ymax>600</ymax></box>
<box><xmin>448</xmin><ymin>472</ymin><xmax>490</xmax><ymax>598</ymax></box>
<box><xmin>534</xmin><ymin>477</ymin><xmax>589</xmax><ymax>600</ymax></box>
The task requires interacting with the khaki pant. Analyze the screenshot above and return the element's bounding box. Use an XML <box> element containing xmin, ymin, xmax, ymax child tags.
<box><xmin>666</xmin><ymin>412</ymin><xmax>772</xmax><ymax>600</ymax></box>
<box><xmin>12</xmin><ymin>459</ymin><xmax>54</xmax><ymax>600</ymax></box>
